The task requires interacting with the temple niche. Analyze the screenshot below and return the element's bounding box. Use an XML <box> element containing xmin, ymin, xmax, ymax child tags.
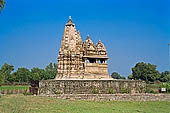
<box><xmin>55</xmin><ymin>16</ymin><xmax>110</xmax><ymax>79</ymax></box>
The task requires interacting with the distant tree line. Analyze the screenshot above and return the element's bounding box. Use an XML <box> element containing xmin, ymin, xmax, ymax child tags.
<box><xmin>0</xmin><ymin>0</ymin><xmax>5</xmax><ymax>11</ymax></box>
<box><xmin>0</xmin><ymin>63</ymin><xmax>57</xmax><ymax>85</ymax></box>
<box><xmin>111</xmin><ymin>62</ymin><xmax>170</xmax><ymax>83</ymax></box>
<box><xmin>0</xmin><ymin>62</ymin><xmax>170</xmax><ymax>85</ymax></box>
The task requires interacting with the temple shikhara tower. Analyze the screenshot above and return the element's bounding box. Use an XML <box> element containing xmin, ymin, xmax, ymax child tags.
<box><xmin>56</xmin><ymin>16</ymin><xmax>110</xmax><ymax>79</ymax></box>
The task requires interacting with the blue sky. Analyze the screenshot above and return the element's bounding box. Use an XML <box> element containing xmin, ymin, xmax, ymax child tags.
<box><xmin>0</xmin><ymin>0</ymin><xmax>170</xmax><ymax>76</ymax></box>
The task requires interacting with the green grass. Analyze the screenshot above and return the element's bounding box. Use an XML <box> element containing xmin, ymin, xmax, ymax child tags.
<box><xmin>0</xmin><ymin>95</ymin><xmax>170</xmax><ymax>113</ymax></box>
<box><xmin>0</xmin><ymin>85</ymin><xmax>29</xmax><ymax>91</ymax></box>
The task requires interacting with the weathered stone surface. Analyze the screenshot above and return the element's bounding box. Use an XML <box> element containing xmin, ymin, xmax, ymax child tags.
<box><xmin>56</xmin><ymin>17</ymin><xmax>110</xmax><ymax>79</ymax></box>
<box><xmin>38</xmin><ymin>80</ymin><xmax>146</xmax><ymax>95</ymax></box>
<box><xmin>45</xmin><ymin>94</ymin><xmax>170</xmax><ymax>101</ymax></box>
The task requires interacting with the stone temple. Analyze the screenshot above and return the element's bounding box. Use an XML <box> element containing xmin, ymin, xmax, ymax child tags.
<box><xmin>35</xmin><ymin>17</ymin><xmax>145</xmax><ymax>96</ymax></box>
<box><xmin>55</xmin><ymin>16</ymin><xmax>110</xmax><ymax>79</ymax></box>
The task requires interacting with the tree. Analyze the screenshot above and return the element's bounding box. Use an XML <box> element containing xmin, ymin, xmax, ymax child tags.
<box><xmin>0</xmin><ymin>63</ymin><xmax>14</xmax><ymax>83</ymax></box>
<box><xmin>45</xmin><ymin>63</ymin><xmax>58</xmax><ymax>79</ymax></box>
<box><xmin>130</xmin><ymin>62</ymin><xmax>160</xmax><ymax>82</ymax></box>
<box><xmin>31</xmin><ymin>67</ymin><xmax>46</xmax><ymax>81</ymax></box>
<box><xmin>111</xmin><ymin>72</ymin><xmax>125</xmax><ymax>79</ymax></box>
<box><xmin>0</xmin><ymin>0</ymin><xmax>5</xmax><ymax>11</ymax></box>
<box><xmin>159</xmin><ymin>71</ymin><xmax>170</xmax><ymax>82</ymax></box>
<box><xmin>7</xmin><ymin>72</ymin><xmax>17</xmax><ymax>83</ymax></box>
<box><xmin>15</xmin><ymin>68</ymin><xmax>31</xmax><ymax>83</ymax></box>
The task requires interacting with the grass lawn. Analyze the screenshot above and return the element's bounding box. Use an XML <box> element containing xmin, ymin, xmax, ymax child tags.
<box><xmin>0</xmin><ymin>85</ymin><xmax>29</xmax><ymax>91</ymax></box>
<box><xmin>0</xmin><ymin>95</ymin><xmax>170</xmax><ymax>113</ymax></box>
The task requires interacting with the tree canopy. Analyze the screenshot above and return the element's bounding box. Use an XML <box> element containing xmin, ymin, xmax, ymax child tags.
<box><xmin>0</xmin><ymin>63</ymin><xmax>14</xmax><ymax>83</ymax></box>
<box><xmin>111</xmin><ymin>72</ymin><xmax>125</xmax><ymax>79</ymax></box>
<box><xmin>159</xmin><ymin>71</ymin><xmax>170</xmax><ymax>82</ymax></box>
<box><xmin>0</xmin><ymin>62</ymin><xmax>58</xmax><ymax>84</ymax></box>
<box><xmin>129</xmin><ymin>62</ymin><xmax>160</xmax><ymax>82</ymax></box>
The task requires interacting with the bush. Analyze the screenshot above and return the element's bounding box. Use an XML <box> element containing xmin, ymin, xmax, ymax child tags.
<box><xmin>160</xmin><ymin>83</ymin><xmax>170</xmax><ymax>93</ymax></box>
<box><xmin>145</xmin><ymin>87</ymin><xmax>151</xmax><ymax>93</ymax></box>
<box><xmin>145</xmin><ymin>87</ymin><xmax>158</xmax><ymax>94</ymax></box>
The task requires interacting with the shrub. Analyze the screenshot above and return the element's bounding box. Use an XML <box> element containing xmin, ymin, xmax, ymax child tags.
<box><xmin>160</xmin><ymin>83</ymin><xmax>170</xmax><ymax>93</ymax></box>
<box><xmin>145</xmin><ymin>87</ymin><xmax>157</xmax><ymax>93</ymax></box>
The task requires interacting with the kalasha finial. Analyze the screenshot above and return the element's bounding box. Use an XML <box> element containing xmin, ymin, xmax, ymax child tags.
<box><xmin>69</xmin><ymin>16</ymin><xmax>72</xmax><ymax>20</ymax></box>
<box><xmin>86</xmin><ymin>34</ymin><xmax>90</xmax><ymax>39</ymax></box>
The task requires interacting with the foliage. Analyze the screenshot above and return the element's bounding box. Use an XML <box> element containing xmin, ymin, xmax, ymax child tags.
<box><xmin>129</xmin><ymin>62</ymin><xmax>160</xmax><ymax>82</ymax></box>
<box><xmin>145</xmin><ymin>87</ymin><xmax>157</xmax><ymax>94</ymax></box>
<box><xmin>160</xmin><ymin>82</ymin><xmax>170</xmax><ymax>93</ymax></box>
<box><xmin>0</xmin><ymin>62</ymin><xmax>58</xmax><ymax>84</ymax></box>
<box><xmin>0</xmin><ymin>63</ymin><xmax>14</xmax><ymax>83</ymax></box>
<box><xmin>111</xmin><ymin>72</ymin><xmax>126</xmax><ymax>79</ymax></box>
<box><xmin>128</xmin><ymin>74</ymin><xmax>133</xmax><ymax>80</ymax></box>
<box><xmin>146</xmin><ymin>83</ymin><xmax>170</xmax><ymax>94</ymax></box>
<box><xmin>45</xmin><ymin>63</ymin><xmax>58</xmax><ymax>79</ymax></box>
<box><xmin>31</xmin><ymin>67</ymin><xmax>46</xmax><ymax>81</ymax></box>
<box><xmin>0</xmin><ymin>0</ymin><xmax>5</xmax><ymax>11</ymax></box>
<box><xmin>15</xmin><ymin>68</ymin><xmax>32</xmax><ymax>83</ymax></box>
<box><xmin>159</xmin><ymin>71</ymin><xmax>170</xmax><ymax>82</ymax></box>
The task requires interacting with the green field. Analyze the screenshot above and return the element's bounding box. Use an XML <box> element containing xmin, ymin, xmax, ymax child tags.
<box><xmin>0</xmin><ymin>85</ymin><xmax>29</xmax><ymax>91</ymax></box>
<box><xmin>0</xmin><ymin>95</ymin><xmax>170</xmax><ymax>113</ymax></box>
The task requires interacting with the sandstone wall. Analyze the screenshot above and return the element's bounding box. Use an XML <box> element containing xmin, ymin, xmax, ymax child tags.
<box><xmin>38</xmin><ymin>80</ymin><xmax>145</xmax><ymax>95</ymax></box>
<box><xmin>49</xmin><ymin>94</ymin><xmax>170</xmax><ymax>101</ymax></box>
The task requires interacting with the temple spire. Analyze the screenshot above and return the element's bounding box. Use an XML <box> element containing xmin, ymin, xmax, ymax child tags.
<box><xmin>66</xmin><ymin>16</ymin><xmax>75</xmax><ymax>26</ymax></box>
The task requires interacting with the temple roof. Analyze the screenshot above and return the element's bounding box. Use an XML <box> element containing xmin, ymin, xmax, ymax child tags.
<box><xmin>84</xmin><ymin>35</ymin><xmax>94</xmax><ymax>45</ymax></box>
<box><xmin>96</xmin><ymin>40</ymin><xmax>106</xmax><ymax>51</ymax></box>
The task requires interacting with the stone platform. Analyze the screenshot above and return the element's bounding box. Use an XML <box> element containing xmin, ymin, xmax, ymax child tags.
<box><xmin>44</xmin><ymin>94</ymin><xmax>170</xmax><ymax>101</ymax></box>
<box><xmin>38</xmin><ymin>79</ymin><xmax>146</xmax><ymax>95</ymax></box>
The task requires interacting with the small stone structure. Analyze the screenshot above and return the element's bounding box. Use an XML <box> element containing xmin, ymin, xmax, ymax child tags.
<box><xmin>56</xmin><ymin>16</ymin><xmax>109</xmax><ymax>79</ymax></box>
<box><xmin>38</xmin><ymin>80</ymin><xmax>145</xmax><ymax>95</ymax></box>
